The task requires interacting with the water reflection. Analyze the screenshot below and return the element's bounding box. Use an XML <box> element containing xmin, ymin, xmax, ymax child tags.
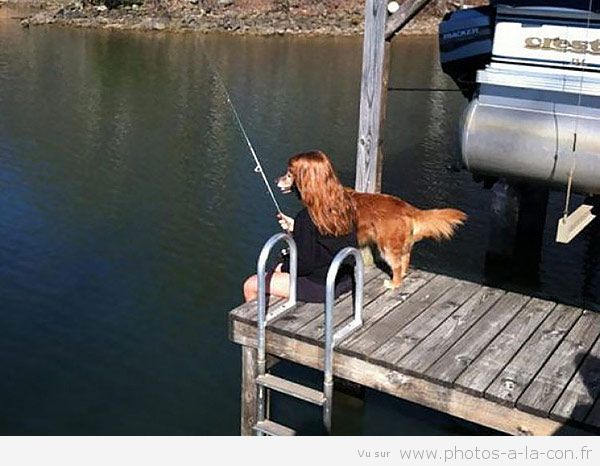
<box><xmin>0</xmin><ymin>17</ymin><xmax>598</xmax><ymax>435</ymax></box>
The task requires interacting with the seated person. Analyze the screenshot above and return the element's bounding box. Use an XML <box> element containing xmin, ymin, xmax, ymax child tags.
<box><xmin>243</xmin><ymin>151</ymin><xmax>357</xmax><ymax>303</ymax></box>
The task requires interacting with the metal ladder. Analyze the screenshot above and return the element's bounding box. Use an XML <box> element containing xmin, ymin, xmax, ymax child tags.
<box><xmin>253</xmin><ymin>233</ymin><xmax>364</xmax><ymax>436</ymax></box>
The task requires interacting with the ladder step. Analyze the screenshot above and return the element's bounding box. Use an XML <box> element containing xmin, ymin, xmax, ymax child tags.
<box><xmin>254</xmin><ymin>420</ymin><xmax>296</xmax><ymax>436</ymax></box>
<box><xmin>257</xmin><ymin>374</ymin><xmax>326</xmax><ymax>406</ymax></box>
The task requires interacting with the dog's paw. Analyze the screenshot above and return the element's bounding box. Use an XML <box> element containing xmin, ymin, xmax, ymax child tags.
<box><xmin>383</xmin><ymin>279</ymin><xmax>397</xmax><ymax>290</ymax></box>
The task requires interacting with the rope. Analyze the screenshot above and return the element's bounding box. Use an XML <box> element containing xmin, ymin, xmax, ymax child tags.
<box><xmin>562</xmin><ymin>0</ymin><xmax>594</xmax><ymax>221</ymax></box>
<box><xmin>202</xmin><ymin>48</ymin><xmax>283</xmax><ymax>216</ymax></box>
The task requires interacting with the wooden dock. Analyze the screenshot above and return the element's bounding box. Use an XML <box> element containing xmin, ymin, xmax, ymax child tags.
<box><xmin>228</xmin><ymin>266</ymin><xmax>600</xmax><ymax>435</ymax></box>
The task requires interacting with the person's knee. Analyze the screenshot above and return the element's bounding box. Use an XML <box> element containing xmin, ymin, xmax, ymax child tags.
<box><xmin>243</xmin><ymin>276</ymin><xmax>257</xmax><ymax>300</ymax></box>
<box><xmin>269</xmin><ymin>273</ymin><xmax>290</xmax><ymax>298</ymax></box>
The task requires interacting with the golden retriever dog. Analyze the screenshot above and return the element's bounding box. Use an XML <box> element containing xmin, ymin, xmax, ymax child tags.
<box><xmin>276</xmin><ymin>150</ymin><xmax>467</xmax><ymax>290</ymax></box>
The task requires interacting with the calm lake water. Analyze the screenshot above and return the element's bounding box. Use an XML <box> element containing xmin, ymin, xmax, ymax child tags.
<box><xmin>1</xmin><ymin>10</ymin><xmax>599</xmax><ymax>435</ymax></box>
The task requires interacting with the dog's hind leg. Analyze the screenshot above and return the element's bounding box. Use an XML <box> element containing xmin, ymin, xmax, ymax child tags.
<box><xmin>381</xmin><ymin>247</ymin><xmax>402</xmax><ymax>289</ymax></box>
<box><xmin>383</xmin><ymin>253</ymin><xmax>410</xmax><ymax>289</ymax></box>
<box><xmin>382</xmin><ymin>241</ymin><xmax>412</xmax><ymax>290</ymax></box>
<box><xmin>377</xmin><ymin>219</ymin><xmax>414</xmax><ymax>290</ymax></box>
<box><xmin>399</xmin><ymin>250</ymin><xmax>411</xmax><ymax>282</ymax></box>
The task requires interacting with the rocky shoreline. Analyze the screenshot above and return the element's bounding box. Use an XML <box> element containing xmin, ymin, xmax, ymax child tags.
<box><xmin>5</xmin><ymin>1</ymin><xmax>462</xmax><ymax>36</ymax></box>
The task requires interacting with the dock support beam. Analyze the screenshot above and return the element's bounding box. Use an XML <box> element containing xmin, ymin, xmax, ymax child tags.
<box><xmin>240</xmin><ymin>346</ymin><xmax>258</xmax><ymax>436</ymax></box>
<box><xmin>355</xmin><ymin>0</ymin><xmax>389</xmax><ymax>194</ymax></box>
<box><xmin>385</xmin><ymin>0</ymin><xmax>434</xmax><ymax>40</ymax></box>
<box><xmin>355</xmin><ymin>0</ymin><xmax>389</xmax><ymax>266</ymax></box>
<box><xmin>355</xmin><ymin>0</ymin><xmax>434</xmax><ymax>195</ymax></box>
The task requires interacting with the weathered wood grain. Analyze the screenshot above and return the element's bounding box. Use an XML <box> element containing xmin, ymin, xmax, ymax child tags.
<box><xmin>517</xmin><ymin>311</ymin><xmax>600</xmax><ymax>418</ymax></box>
<box><xmin>269</xmin><ymin>266</ymin><xmax>382</xmax><ymax>338</ymax></box>
<box><xmin>385</xmin><ymin>0</ymin><xmax>433</xmax><ymax>40</ymax></box>
<box><xmin>230</xmin><ymin>296</ymin><xmax>284</xmax><ymax>324</ymax></box>
<box><xmin>240</xmin><ymin>346</ymin><xmax>258</xmax><ymax>436</ymax></box>
<box><xmin>230</xmin><ymin>267</ymin><xmax>382</xmax><ymax>326</ymax></box>
<box><xmin>304</xmin><ymin>268</ymin><xmax>435</xmax><ymax>344</ymax></box>
<box><xmin>355</xmin><ymin>0</ymin><xmax>389</xmax><ymax>193</ymax></box>
<box><xmin>340</xmin><ymin>273</ymin><xmax>453</xmax><ymax>357</ymax></box>
<box><xmin>485</xmin><ymin>305</ymin><xmax>582</xmax><ymax>407</ymax></box>
<box><xmin>397</xmin><ymin>287</ymin><xmax>505</xmax><ymax>377</ymax></box>
<box><xmin>551</xmin><ymin>329</ymin><xmax>600</xmax><ymax>423</ymax></box>
<box><xmin>455</xmin><ymin>298</ymin><xmax>556</xmax><ymax>397</ymax></box>
<box><xmin>425</xmin><ymin>293</ymin><xmax>532</xmax><ymax>386</ymax></box>
<box><xmin>230</xmin><ymin>319</ymin><xmax>593</xmax><ymax>435</ymax></box>
<box><xmin>291</xmin><ymin>268</ymin><xmax>389</xmax><ymax>344</ymax></box>
<box><xmin>336</xmin><ymin>269</ymin><xmax>435</xmax><ymax>348</ymax></box>
<box><xmin>369</xmin><ymin>279</ymin><xmax>481</xmax><ymax>367</ymax></box>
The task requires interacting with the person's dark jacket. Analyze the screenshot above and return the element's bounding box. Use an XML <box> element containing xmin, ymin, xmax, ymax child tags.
<box><xmin>281</xmin><ymin>208</ymin><xmax>357</xmax><ymax>284</ymax></box>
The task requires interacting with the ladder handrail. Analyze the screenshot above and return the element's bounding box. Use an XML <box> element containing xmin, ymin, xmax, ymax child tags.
<box><xmin>323</xmin><ymin>247</ymin><xmax>364</xmax><ymax>432</ymax></box>
<box><xmin>254</xmin><ymin>239</ymin><xmax>365</xmax><ymax>436</ymax></box>
<box><xmin>257</xmin><ymin>232</ymin><xmax>298</xmax><ymax>366</ymax></box>
<box><xmin>256</xmin><ymin>233</ymin><xmax>298</xmax><ymax>433</ymax></box>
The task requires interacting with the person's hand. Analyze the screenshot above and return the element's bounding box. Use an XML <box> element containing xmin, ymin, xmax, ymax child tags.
<box><xmin>277</xmin><ymin>213</ymin><xmax>294</xmax><ymax>232</ymax></box>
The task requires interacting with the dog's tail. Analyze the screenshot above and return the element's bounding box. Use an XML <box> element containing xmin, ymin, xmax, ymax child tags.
<box><xmin>413</xmin><ymin>208</ymin><xmax>467</xmax><ymax>241</ymax></box>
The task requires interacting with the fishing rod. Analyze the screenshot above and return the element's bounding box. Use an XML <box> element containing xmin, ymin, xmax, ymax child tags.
<box><xmin>203</xmin><ymin>49</ymin><xmax>284</xmax><ymax>217</ymax></box>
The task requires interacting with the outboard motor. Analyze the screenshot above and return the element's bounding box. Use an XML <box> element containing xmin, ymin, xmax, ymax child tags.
<box><xmin>440</xmin><ymin>0</ymin><xmax>600</xmax><ymax>195</ymax></box>
<box><xmin>439</xmin><ymin>5</ymin><xmax>495</xmax><ymax>98</ymax></box>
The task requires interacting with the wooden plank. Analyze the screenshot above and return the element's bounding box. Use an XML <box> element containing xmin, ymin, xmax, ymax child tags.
<box><xmin>397</xmin><ymin>287</ymin><xmax>506</xmax><ymax>377</ymax></box>
<box><xmin>333</xmin><ymin>268</ymin><xmax>435</xmax><ymax>346</ymax></box>
<box><xmin>455</xmin><ymin>298</ymin><xmax>556</xmax><ymax>397</ymax></box>
<box><xmin>374</xmin><ymin>39</ymin><xmax>391</xmax><ymax>191</ymax></box>
<box><xmin>230</xmin><ymin>296</ymin><xmax>284</xmax><ymax>324</ymax></box>
<box><xmin>240</xmin><ymin>346</ymin><xmax>258</xmax><ymax>436</ymax></box>
<box><xmin>254</xmin><ymin>420</ymin><xmax>296</xmax><ymax>436</ymax></box>
<box><xmin>425</xmin><ymin>293</ymin><xmax>532</xmax><ymax>387</ymax></box>
<box><xmin>230</xmin><ymin>319</ymin><xmax>593</xmax><ymax>435</ymax></box>
<box><xmin>269</xmin><ymin>266</ymin><xmax>382</xmax><ymax>338</ymax></box>
<box><xmin>228</xmin><ymin>270</ymin><xmax>382</xmax><ymax>342</ymax></box>
<box><xmin>230</xmin><ymin>266</ymin><xmax>381</xmax><ymax>326</ymax></box>
<box><xmin>485</xmin><ymin>305</ymin><xmax>582</xmax><ymax>407</ymax></box>
<box><xmin>292</xmin><ymin>271</ymin><xmax>388</xmax><ymax>344</ymax></box>
<box><xmin>518</xmin><ymin>311</ymin><xmax>600</xmax><ymax>418</ymax></box>
<box><xmin>551</xmin><ymin>329</ymin><xmax>600</xmax><ymax>423</ymax></box>
<box><xmin>340</xmin><ymin>273</ymin><xmax>454</xmax><ymax>357</ymax></box>
<box><xmin>385</xmin><ymin>0</ymin><xmax>433</xmax><ymax>40</ymax></box>
<box><xmin>556</xmin><ymin>204</ymin><xmax>596</xmax><ymax>244</ymax></box>
<box><xmin>369</xmin><ymin>280</ymin><xmax>481</xmax><ymax>367</ymax></box>
<box><xmin>298</xmin><ymin>268</ymin><xmax>434</xmax><ymax>343</ymax></box>
<box><xmin>355</xmin><ymin>0</ymin><xmax>388</xmax><ymax>193</ymax></box>
<box><xmin>256</xmin><ymin>374</ymin><xmax>325</xmax><ymax>406</ymax></box>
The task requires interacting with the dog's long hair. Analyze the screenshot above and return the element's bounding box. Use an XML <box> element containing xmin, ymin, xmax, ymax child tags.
<box><xmin>280</xmin><ymin>150</ymin><xmax>467</xmax><ymax>289</ymax></box>
<box><xmin>288</xmin><ymin>151</ymin><xmax>355</xmax><ymax>236</ymax></box>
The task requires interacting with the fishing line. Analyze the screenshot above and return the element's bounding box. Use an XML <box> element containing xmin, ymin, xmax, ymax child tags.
<box><xmin>202</xmin><ymin>48</ymin><xmax>283</xmax><ymax>216</ymax></box>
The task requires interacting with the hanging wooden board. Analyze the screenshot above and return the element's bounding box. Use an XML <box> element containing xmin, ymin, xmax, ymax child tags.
<box><xmin>556</xmin><ymin>204</ymin><xmax>596</xmax><ymax>244</ymax></box>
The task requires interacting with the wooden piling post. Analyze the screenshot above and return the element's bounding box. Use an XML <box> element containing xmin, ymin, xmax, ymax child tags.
<box><xmin>355</xmin><ymin>0</ymin><xmax>389</xmax><ymax>267</ymax></box>
<box><xmin>355</xmin><ymin>0</ymin><xmax>389</xmax><ymax>194</ymax></box>
<box><xmin>355</xmin><ymin>0</ymin><xmax>433</xmax><ymax>196</ymax></box>
<box><xmin>240</xmin><ymin>346</ymin><xmax>258</xmax><ymax>436</ymax></box>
